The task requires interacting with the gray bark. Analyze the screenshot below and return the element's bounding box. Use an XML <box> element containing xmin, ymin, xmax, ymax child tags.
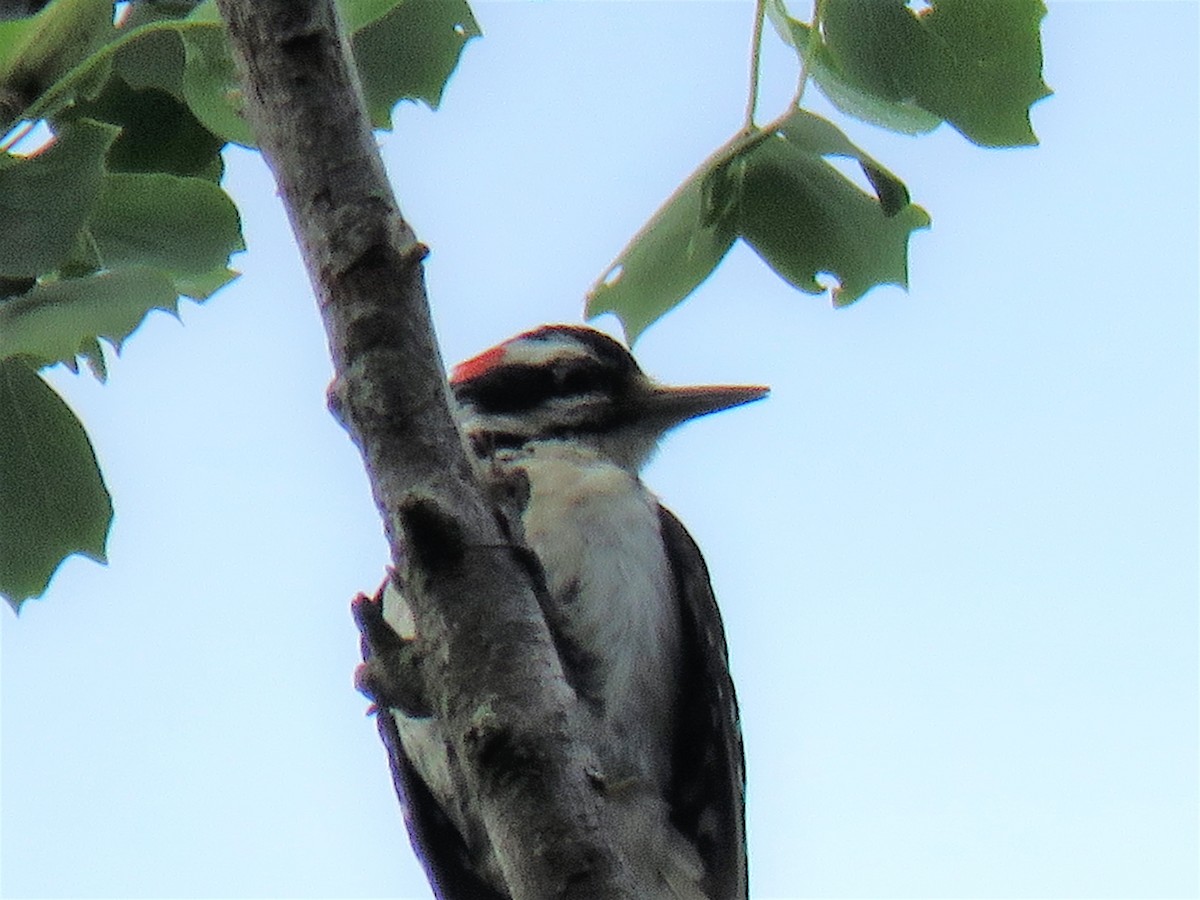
<box><xmin>213</xmin><ymin>1</ymin><xmax>636</xmax><ymax>896</ymax></box>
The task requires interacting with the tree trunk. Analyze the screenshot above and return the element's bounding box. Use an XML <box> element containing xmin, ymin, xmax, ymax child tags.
<box><xmin>214</xmin><ymin>1</ymin><xmax>638</xmax><ymax>896</ymax></box>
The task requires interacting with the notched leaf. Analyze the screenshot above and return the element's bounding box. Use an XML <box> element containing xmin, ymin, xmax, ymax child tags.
<box><xmin>910</xmin><ymin>0</ymin><xmax>1052</xmax><ymax>147</ymax></box>
<box><xmin>0</xmin><ymin>266</ymin><xmax>180</xmax><ymax>368</ymax></box>
<box><xmin>0</xmin><ymin>359</ymin><xmax>112</xmax><ymax>612</ymax></box>
<box><xmin>586</xmin><ymin>109</ymin><xmax>928</xmax><ymax>336</ymax></box>
<box><xmin>769</xmin><ymin>0</ymin><xmax>1050</xmax><ymax>145</ymax></box>
<box><xmin>352</xmin><ymin>0</ymin><xmax>482</xmax><ymax>126</ymax></box>
<box><xmin>736</xmin><ymin>127</ymin><xmax>930</xmax><ymax>307</ymax></box>
<box><xmin>586</xmin><ymin>161</ymin><xmax>738</xmax><ymax>342</ymax></box>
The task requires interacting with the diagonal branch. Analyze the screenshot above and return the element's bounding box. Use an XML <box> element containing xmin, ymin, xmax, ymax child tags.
<box><xmin>213</xmin><ymin>1</ymin><xmax>634</xmax><ymax>896</ymax></box>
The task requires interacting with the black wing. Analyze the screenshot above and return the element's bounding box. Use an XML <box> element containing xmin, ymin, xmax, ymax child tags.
<box><xmin>375</xmin><ymin>710</ymin><xmax>508</xmax><ymax>900</ymax></box>
<box><xmin>658</xmin><ymin>503</ymin><xmax>749</xmax><ymax>900</ymax></box>
<box><xmin>355</xmin><ymin>588</ymin><xmax>507</xmax><ymax>900</ymax></box>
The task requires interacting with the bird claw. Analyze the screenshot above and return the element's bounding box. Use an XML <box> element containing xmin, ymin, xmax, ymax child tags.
<box><xmin>351</xmin><ymin>587</ymin><xmax>433</xmax><ymax>718</ymax></box>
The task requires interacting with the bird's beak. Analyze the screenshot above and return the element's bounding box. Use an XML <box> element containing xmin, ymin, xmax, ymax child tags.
<box><xmin>640</xmin><ymin>382</ymin><xmax>770</xmax><ymax>427</ymax></box>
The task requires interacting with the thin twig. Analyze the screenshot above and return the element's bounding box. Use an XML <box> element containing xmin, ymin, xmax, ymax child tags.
<box><xmin>742</xmin><ymin>0</ymin><xmax>766</xmax><ymax>132</ymax></box>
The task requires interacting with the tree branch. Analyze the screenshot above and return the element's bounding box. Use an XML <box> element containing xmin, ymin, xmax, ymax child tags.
<box><xmin>213</xmin><ymin>1</ymin><xmax>634</xmax><ymax>896</ymax></box>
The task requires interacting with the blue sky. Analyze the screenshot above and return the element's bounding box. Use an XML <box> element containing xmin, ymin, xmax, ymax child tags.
<box><xmin>2</xmin><ymin>2</ymin><xmax>1197</xmax><ymax>898</ymax></box>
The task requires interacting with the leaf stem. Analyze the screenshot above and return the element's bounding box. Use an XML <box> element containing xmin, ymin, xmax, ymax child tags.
<box><xmin>743</xmin><ymin>0</ymin><xmax>766</xmax><ymax>132</ymax></box>
<box><xmin>793</xmin><ymin>0</ymin><xmax>822</xmax><ymax>107</ymax></box>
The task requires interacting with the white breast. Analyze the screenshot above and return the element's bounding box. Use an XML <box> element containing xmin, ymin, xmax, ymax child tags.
<box><xmin>513</xmin><ymin>442</ymin><xmax>681</xmax><ymax>784</ymax></box>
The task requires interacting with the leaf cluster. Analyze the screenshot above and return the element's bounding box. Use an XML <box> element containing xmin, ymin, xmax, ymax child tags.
<box><xmin>0</xmin><ymin>0</ymin><xmax>480</xmax><ymax>609</ymax></box>
<box><xmin>587</xmin><ymin>0</ymin><xmax>1049</xmax><ymax>340</ymax></box>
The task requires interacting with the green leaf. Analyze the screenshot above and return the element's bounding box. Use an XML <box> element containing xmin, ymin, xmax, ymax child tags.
<box><xmin>0</xmin><ymin>164</ymin><xmax>241</xmax><ymax>374</ymax></box>
<box><xmin>338</xmin><ymin>0</ymin><xmax>405</xmax><ymax>33</ymax></box>
<box><xmin>820</xmin><ymin>0</ymin><xmax>927</xmax><ymax>102</ymax></box>
<box><xmin>808</xmin><ymin>39</ymin><xmax>942</xmax><ymax>136</ymax></box>
<box><xmin>352</xmin><ymin>0</ymin><xmax>482</xmax><ymax>125</ymax></box>
<box><xmin>180</xmin><ymin>24</ymin><xmax>254</xmax><ymax>147</ymax></box>
<box><xmin>112</xmin><ymin>25</ymin><xmax>186</xmax><ymax>95</ymax></box>
<box><xmin>775</xmin><ymin>108</ymin><xmax>913</xmax><ymax>215</ymax></box>
<box><xmin>765</xmin><ymin>2</ymin><xmax>940</xmax><ymax>135</ymax></box>
<box><xmin>65</xmin><ymin>74</ymin><xmax>225</xmax><ymax>176</ymax></box>
<box><xmin>0</xmin><ymin>358</ymin><xmax>112</xmax><ymax>612</ymax></box>
<box><xmin>587</xmin><ymin>111</ymin><xmax>928</xmax><ymax>335</ymax></box>
<box><xmin>0</xmin><ymin>118</ymin><xmax>118</xmax><ymax>278</ymax></box>
<box><xmin>89</xmin><ymin>171</ymin><xmax>244</xmax><ymax>292</ymax></box>
<box><xmin>909</xmin><ymin>0</ymin><xmax>1051</xmax><ymax>147</ymax></box>
<box><xmin>736</xmin><ymin>128</ymin><xmax>930</xmax><ymax>307</ymax></box>
<box><xmin>769</xmin><ymin>0</ymin><xmax>1049</xmax><ymax>145</ymax></box>
<box><xmin>586</xmin><ymin>161</ymin><xmax>738</xmax><ymax>342</ymax></box>
<box><xmin>0</xmin><ymin>0</ymin><xmax>115</xmax><ymax>127</ymax></box>
<box><xmin>0</xmin><ymin>266</ymin><xmax>180</xmax><ymax>368</ymax></box>
<box><xmin>172</xmin><ymin>265</ymin><xmax>237</xmax><ymax>300</ymax></box>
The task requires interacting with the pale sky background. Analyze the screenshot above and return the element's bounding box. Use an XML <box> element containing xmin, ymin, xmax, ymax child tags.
<box><xmin>2</xmin><ymin>2</ymin><xmax>1197</xmax><ymax>898</ymax></box>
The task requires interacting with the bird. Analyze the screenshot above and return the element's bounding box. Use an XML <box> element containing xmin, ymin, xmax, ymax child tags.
<box><xmin>354</xmin><ymin>324</ymin><xmax>766</xmax><ymax>899</ymax></box>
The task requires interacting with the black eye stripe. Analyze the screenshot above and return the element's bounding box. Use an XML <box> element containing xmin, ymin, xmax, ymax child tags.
<box><xmin>454</xmin><ymin>360</ymin><xmax>628</xmax><ymax>416</ymax></box>
<box><xmin>557</xmin><ymin>362</ymin><xmax>622</xmax><ymax>396</ymax></box>
<box><xmin>454</xmin><ymin>364</ymin><xmax>555</xmax><ymax>414</ymax></box>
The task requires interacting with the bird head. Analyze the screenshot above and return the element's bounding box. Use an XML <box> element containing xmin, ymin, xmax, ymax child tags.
<box><xmin>450</xmin><ymin>325</ymin><xmax>768</xmax><ymax>472</ymax></box>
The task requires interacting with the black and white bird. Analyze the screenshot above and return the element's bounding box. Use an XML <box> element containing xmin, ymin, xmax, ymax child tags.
<box><xmin>356</xmin><ymin>325</ymin><xmax>766</xmax><ymax>899</ymax></box>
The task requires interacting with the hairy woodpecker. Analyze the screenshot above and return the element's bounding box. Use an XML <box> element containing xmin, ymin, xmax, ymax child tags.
<box><xmin>355</xmin><ymin>325</ymin><xmax>766</xmax><ymax>899</ymax></box>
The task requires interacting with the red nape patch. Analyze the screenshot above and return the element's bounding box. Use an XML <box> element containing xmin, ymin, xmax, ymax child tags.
<box><xmin>450</xmin><ymin>344</ymin><xmax>507</xmax><ymax>384</ymax></box>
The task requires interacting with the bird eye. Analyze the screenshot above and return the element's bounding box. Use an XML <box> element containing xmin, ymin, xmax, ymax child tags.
<box><xmin>559</xmin><ymin>367</ymin><xmax>600</xmax><ymax>395</ymax></box>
